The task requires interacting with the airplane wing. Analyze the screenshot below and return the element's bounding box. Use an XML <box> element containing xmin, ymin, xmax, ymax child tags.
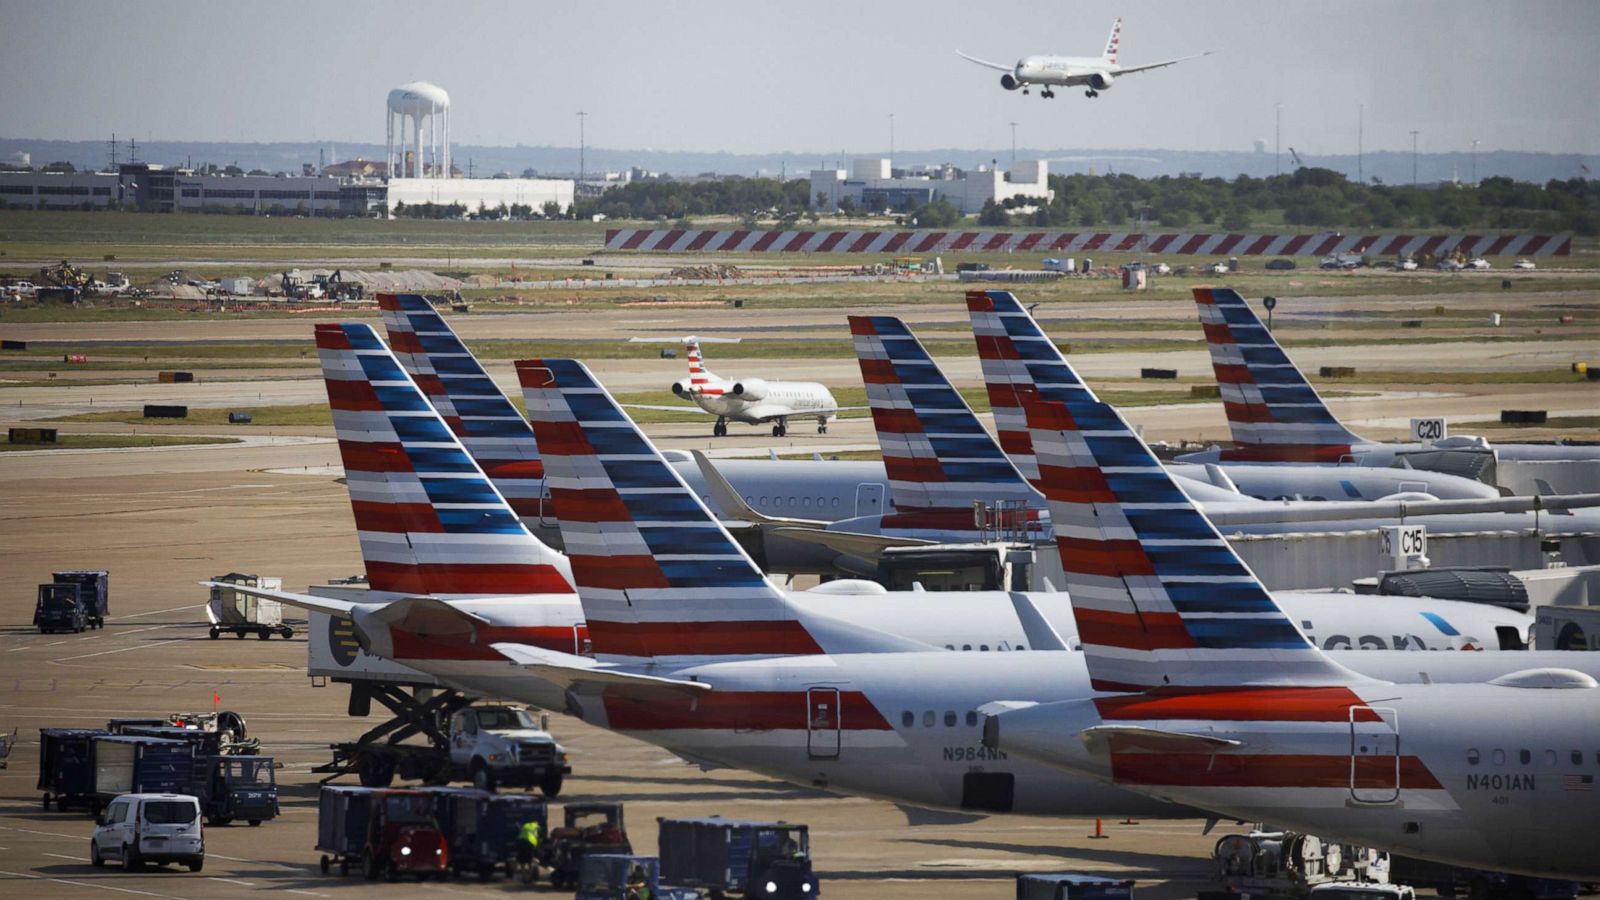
<box><xmin>490</xmin><ymin>642</ymin><xmax>712</xmax><ymax>697</ymax></box>
<box><xmin>956</xmin><ymin>50</ymin><xmax>1015</xmax><ymax>72</ymax></box>
<box><xmin>1079</xmin><ymin>725</ymin><xmax>1242</xmax><ymax>755</ymax></box>
<box><xmin>772</xmin><ymin>525</ymin><xmax>936</xmax><ymax>560</ymax></box>
<box><xmin>1206</xmin><ymin>491</ymin><xmax>1600</xmax><ymax>527</ymax></box>
<box><xmin>691</xmin><ymin>450</ymin><xmax>830</xmax><ymax>527</ymax></box>
<box><xmin>622</xmin><ymin>404</ymin><xmax>713</xmax><ymax>415</ymax></box>
<box><xmin>1115</xmin><ymin>50</ymin><xmax>1214</xmax><ymax>76</ymax></box>
<box><xmin>1006</xmin><ymin>592</ymin><xmax>1072</xmax><ymax>652</ymax></box>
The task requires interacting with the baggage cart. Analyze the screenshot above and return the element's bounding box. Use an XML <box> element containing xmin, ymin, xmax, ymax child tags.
<box><xmin>38</xmin><ymin>728</ymin><xmax>108</xmax><ymax>810</ymax></box>
<box><xmin>548</xmin><ymin>802</ymin><xmax>631</xmax><ymax>889</ymax></box>
<box><xmin>658</xmin><ymin>817</ymin><xmax>816</xmax><ymax>899</ymax></box>
<box><xmin>207</xmin><ymin>573</ymin><xmax>292</xmax><ymax>640</ymax></box>
<box><xmin>424</xmin><ymin>786</ymin><xmax>547</xmax><ymax>880</ymax></box>
<box><xmin>91</xmin><ymin>735</ymin><xmax>195</xmax><ymax>813</ymax></box>
<box><xmin>53</xmin><ymin>570</ymin><xmax>108</xmax><ymax>627</ymax></box>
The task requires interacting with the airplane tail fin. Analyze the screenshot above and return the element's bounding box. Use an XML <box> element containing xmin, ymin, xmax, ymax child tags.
<box><xmin>1194</xmin><ymin>288</ymin><xmax>1366</xmax><ymax>461</ymax></box>
<box><xmin>685</xmin><ymin>337</ymin><xmax>719</xmax><ymax>387</ymax></box>
<box><xmin>1020</xmin><ymin>388</ymin><xmax>1365</xmax><ymax>691</ymax></box>
<box><xmin>849</xmin><ymin>315</ymin><xmax>1041</xmax><ymax>530</ymax></box>
<box><xmin>965</xmin><ymin>289</ymin><xmax>1097</xmax><ymax>488</ymax></box>
<box><xmin>1102</xmin><ymin>17</ymin><xmax>1122</xmax><ymax>64</ymax></box>
<box><xmin>314</xmin><ymin>323</ymin><xmax>572</xmax><ymax>598</ymax></box>
<box><xmin>517</xmin><ymin>358</ymin><xmax>829</xmax><ymax>664</ymax></box>
<box><xmin>377</xmin><ymin>293</ymin><xmax>545</xmax><ymax>518</ymax></box>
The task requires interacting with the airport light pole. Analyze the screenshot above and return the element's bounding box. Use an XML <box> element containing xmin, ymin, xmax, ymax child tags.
<box><xmin>1357</xmin><ymin>104</ymin><xmax>1363</xmax><ymax>184</ymax></box>
<box><xmin>1009</xmin><ymin>121</ymin><xmax>1018</xmax><ymax>163</ymax></box>
<box><xmin>888</xmin><ymin>113</ymin><xmax>895</xmax><ymax>173</ymax></box>
<box><xmin>1274</xmin><ymin>104</ymin><xmax>1281</xmax><ymax>177</ymax></box>
<box><xmin>1410</xmin><ymin>130</ymin><xmax>1419</xmax><ymax>186</ymax></box>
<box><xmin>577</xmin><ymin>111</ymin><xmax>588</xmax><ymax>186</ymax></box>
<box><xmin>1472</xmin><ymin>139</ymin><xmax>1479</xmax><ymax>184</ymax></box>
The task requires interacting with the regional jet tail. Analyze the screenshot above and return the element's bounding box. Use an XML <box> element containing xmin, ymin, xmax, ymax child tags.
<box><xmin>958</xmin><ymin>18</ymin><xmax>1210</xmax><ymax>99</ymax></box>
<box><xmin>1185</xmin><ymin>287</ymin><xmax>1600</xmax><ymax>466</ymax></box>
<box><xmin>981</xmin><ymin>343</ymin><xmax>1600</xmax><ymax>879</ymax></box>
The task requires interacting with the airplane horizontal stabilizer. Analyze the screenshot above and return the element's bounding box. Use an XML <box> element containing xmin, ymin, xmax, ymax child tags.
<box><xmin>1079</xmin><ymin>724</ymin><xmax>1243</xmax><ymax>755</ymax></box>
<box><xmin>771</xmin><ymin>526</ymin><xmax>936</xmax><ymax>560</ymax></box>
<box><xmin>691</xmin><ymin>450</ymin><xmax>830</xmax><ymax>527</ymax></box>
<box><xmin>199</xmin><ymin>581</ymin><xmax>356</xmax><ymax>618</ymax></box>
<box><xmin>623</xmin><ymin>404</ymin><xmax>714</xmax><ymax>415</ymax></box>
<box><xmin>489</xmin><ymin>642</ymin><xmax>713</xmax><ymax>696</ymax></box>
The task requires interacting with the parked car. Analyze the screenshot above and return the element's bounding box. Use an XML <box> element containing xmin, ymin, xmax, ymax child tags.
<box><xmin>1513</xmin><ymin>258</ymin><xmax>1536</xmax><ymax>270</ymax></box>
<box><xmin>1467</xmin><ymin>257</ymin><xmax>1491</xmax><ymax>270</ymax></box>
<box><xmin>1205</xmin><ymin>261</ymin><xmax>1229</xmax><ymax>274</ymax></box>
<box><xmin>1264</xmin><ymin>258</ymin><xmax>1296</xmax><ymax>271</ymax></box>
<box><xmin>1397</xmin><ymin>257</ymin><xmax>1419</xmax><ymax>271</ymax></box>
<box><xmin>1436</xmin><ymin>259</ymin><xmax>1464</xmax><ymax>271</ymax></box>
<box><xmin>90</xmin><ymin>793</ymin><xmax>205</xmax><ymax>872</ymax></box>
<box><xmin>1151</xmin><ymin>262</ymin><xmax>1172</xmax><ymax>275</ymax></box>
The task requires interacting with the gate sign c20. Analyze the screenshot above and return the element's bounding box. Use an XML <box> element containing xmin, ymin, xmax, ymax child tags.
<box><xmin>1381</xmin><ymin>525</ymin><xmax>1428</xmax><ymax>558</ymax></box>
<box><xmin>1410</xmin><ymin>417</ymin><xmax>1447</xmax><ymax>442</ymax></box>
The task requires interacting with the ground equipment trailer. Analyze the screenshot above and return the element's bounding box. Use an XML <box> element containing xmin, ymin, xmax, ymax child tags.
<box><xmin>316</xmin><ymin>785</ymin><xmax>448</xmax><ymax>881</ymax></box>
<box><xmin>53</xmin><ymin>570</ymin><xmax>109</xmax><ymax>627</ymax></box>
<box><xmin>547</xmin><ymin>802</ymin><xmax>632</xmax><ymax>889</ymax></box>
<box><xmin>108</xmin><ymin>709</ymin><xmax>258</xmax><ymax>755</ymax></box>
<box><xmin>89</xmin><ymin>735</ymin><xmax>196</xmax><ymax>815</ymax></box>
<box><xmin>658</xmin><ymin>817</ymin><xmax>817</xmax><ymax>899</ymax></box>
<box><xmin>38</xmin><ymin>728</ymin><xmax>108</xmax><ymax>810</ymax></box>
<box><xmin>208</xmin><ymin>573</ymin><xmax>293</xmax><ymax>640</ymax></box>
<box><xmin>331</xmin><ymin>701</ymin><xmax>569</xmax><ymax>793</ymax></box>
<box><xmin>578</xmin><ymin>853</ymin><xmax>707</xmax><ymax>900</ymax></box>
<box><xmin>34</xmin><ymin>570</ymin><xmax>110</xmax><ymax>633</ymax></box>
<box><xmin>423</xmin><ymin>786</ymin><xmax>547</xmax><ymax>880</ymax></box>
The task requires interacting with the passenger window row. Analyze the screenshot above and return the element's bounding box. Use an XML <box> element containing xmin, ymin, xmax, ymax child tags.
<box><xmin>745</xmin><ymin>495</ymin><xmax>843</xmax><ymax>509</ymax></box>
<box><xmin>1466</xmin><ymin>748</ymin><xmax>1599</xmax><ymax>766</ymax></box>
<box><xmin>941</xmin><ymin>644</ymin><xmax>1027</xmax><ymax>652</ymax></box>
<box><xmin>901</xmin><ymin>710</ymin><xmax>983</xmax><ymax>729</ymax></box>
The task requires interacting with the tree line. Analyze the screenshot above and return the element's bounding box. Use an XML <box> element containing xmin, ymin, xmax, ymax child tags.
<box><xmin>572</xmin><ymin>168</ymin><xmax>1597</xmax><ymax>235</ymax></box>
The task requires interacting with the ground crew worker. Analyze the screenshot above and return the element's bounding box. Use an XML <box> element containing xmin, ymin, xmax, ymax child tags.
<box><xmin>626</xmin><ymin>863</ymin><xmax>651</xmax><ymax>900</ymax></box>
<box><xmin>516</xmin><ymin>818</ymin><xmax>541</xmax><ymax>879</ymax></box>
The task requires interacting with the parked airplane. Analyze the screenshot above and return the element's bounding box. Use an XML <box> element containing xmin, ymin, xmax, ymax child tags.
<box><xmin>982</xmin><ymin>388</ymin><xmax>1600</xmax><ymax>879</ymax></box>
<box><xmin>1180</xmin><ymin>287</ymin><xmax>1600</xmax><ymax>466</ymax></box>
<box><xmin>224</xmin><ymin>332</ymin><xmax>1583</xmax><ymax>819</ymax></box>
<box><xmin>630</xmin><ymin>335</ymin><xmax>845</xmax><ymax>437</ymax></box>
<box><xmin>958</xmin><ymin>18</ymin><xmax>1209</xmax><ymax>99</ymax></box>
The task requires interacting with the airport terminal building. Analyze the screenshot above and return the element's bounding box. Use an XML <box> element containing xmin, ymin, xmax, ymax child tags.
<box><xmin>0</xmin><ymin>164</ymin><xmax>572</xmax><ymax>218</ymax></box>
<box><xmin>809</xmin><ymin>158</ymin><xmax>1053</xmax><ymax>215</ymax></box>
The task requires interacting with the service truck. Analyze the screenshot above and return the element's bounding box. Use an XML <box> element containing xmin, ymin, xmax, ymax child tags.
<box><xmin>338</xmin><ymin>704</ymin><xmax>569</xmax><ymax>794</ymax></box>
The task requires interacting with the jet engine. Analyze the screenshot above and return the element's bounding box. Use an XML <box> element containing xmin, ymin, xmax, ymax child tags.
<box><xmin>671</xmin><ymin>378</ymin><xmax>692</xmax><ymax>397</ymax></box>
<box><xmin>1089</xmin><ymin>72</ymin><xmax>1114</xmax><ymax>90</ymax></box>
<box><xmin>1000</xmin><ymin>73</ymin><xmax>1022</xmax><ymax>91</ymax></box>
<box><xmin>731</xmin><ymin>378</ymin><xmax>769</xmax><ymax>401</ymax></box>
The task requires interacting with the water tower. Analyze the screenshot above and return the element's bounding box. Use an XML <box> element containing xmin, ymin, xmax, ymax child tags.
<box><xmin>386</xmin><ymin>82</ymin><xmax>450</xmax><ymax>180</ymax></box>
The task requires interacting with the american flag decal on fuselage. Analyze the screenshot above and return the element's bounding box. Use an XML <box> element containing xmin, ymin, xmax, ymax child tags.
<box><xmin>378</xmin><ymin>293</ymin><xmax>547</xmax><ymax>517</ymax></box>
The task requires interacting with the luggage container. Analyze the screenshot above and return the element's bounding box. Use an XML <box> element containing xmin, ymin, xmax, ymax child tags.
<box><xmin>424</xmin><ymin>786</ymin><xmax>547</xmax><ymax>880</ymax></box>
<box><xmin>207</xmin><ymin>573</ymin><xmax>291</xmax><ymax>640</ymax></box>
<box><xmin>53</xmin><ymin>570</ymin><xmax>109</xmax><ymax>627</ymax></box>
<box><xmin>1018</xmin><ymin>873</ymin><xmax>1136</xmax><ymax>900</ymax></box>
<box><xmin>317</xmin><ymin>785</ymin><xmax>381</xmax><ymax>876</ymax></box>
<box><xmin>658</xmin><ymin>817</ymin><xmax>816</xmax><ymax>899</ymax></box>
<box><xmin>577</xmin><ymin>853</ymin><xmax>704</xmax><ymax>899</ymax></box>
<box><xmin>38</xmin><ymin>727</ymin><xmax>108</xmax><ymax>810</ymax></box>
<box><xmin>317</xmin><ymin>786</ymin><xmax>448</xmax><ymax>881</ymax></box>
<box><xmin>91</xmin><ymin>736</ymin><xmax>196</xmax><ymax>812</ymax></box>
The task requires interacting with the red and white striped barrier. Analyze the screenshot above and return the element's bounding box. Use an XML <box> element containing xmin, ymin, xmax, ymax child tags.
<box><xmin>602</xmin><ymin>229</ymin><xmax>1572</xmax><ymax>257</ymax></box>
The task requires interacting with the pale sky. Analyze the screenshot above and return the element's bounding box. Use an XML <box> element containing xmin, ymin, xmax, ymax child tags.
<box><xmin>2</xmin><ymin>0</ymin><xmax>1595</xmax><ymax>157</ymax></box>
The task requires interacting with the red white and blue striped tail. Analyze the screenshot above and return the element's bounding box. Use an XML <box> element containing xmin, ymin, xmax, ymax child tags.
<box><xmin>685</xmin><ymin>338</ymin><xmax>719</xmax><ymax>388</ymax></box>
<box><xmin>315</xmin><ymin>323</ymin><xmax>574</xmax><ymax>599</ymax></box>
<box><xmin>515</xmin><ymin>358</ymin><xmax>826</xmax><ymax>665</ymax></box>
<box><xmin>850</xmin><ymin>314</ymin><xmax>1043</xmax><ymax>534</ymax></box>
<box><xmin>966</xmin><ymin>289</ymin><xmax>1096</xmax><ymax>490</ymax></box>
<box><xmin>1195</xmin><ymin>288</ymin><xmax>1366</xmax><ymax>462</ymax></box>
<box><xmin>378</xmin><ymin>293</ymin><xmax>545</xmax><ymax>519</ymax></box>
<box><xmin>1020</xmin><ymin>391</ymin><xmax>1367</xmax><ymax>692</ymax></box>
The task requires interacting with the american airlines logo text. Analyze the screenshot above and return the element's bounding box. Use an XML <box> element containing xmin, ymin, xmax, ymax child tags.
<box><xmin>944</xmin><ymin>746</ymin><xmax>1008</xmax><ymax>762</ymax></box>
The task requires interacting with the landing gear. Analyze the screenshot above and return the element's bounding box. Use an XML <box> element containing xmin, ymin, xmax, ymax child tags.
<box><xmin>771</xmin><ymin>419</ymin><xmax>788</xmax><ymax>438</ymax></box>
<box><xmin>712</xmin><ymin>417</ymin><xmax>727</xmax><ymax>437</ymax></box>
<box><xmin>1041</xmin><ymin>88</ymin><xmax>1055</xmax><ymax>99</ymax></box>
<box><xmin>1085</xmin><ymin>89</ymin><xmax>1099</xmax><ymax>98</ymax></box>
<box><xmin>817</xmin><ymin>423</ymin><xmax>828</xmax><ymax>434</ymax></box>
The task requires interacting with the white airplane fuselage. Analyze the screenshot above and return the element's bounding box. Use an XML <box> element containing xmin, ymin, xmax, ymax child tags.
<box><xmin>689</xmin><ymin>380</ymin><xmax>839</xmax><ymax>426</ymax></box>
<box><xmin>1007</xmin><ymin>55</ymin><xmax>1121</xmax><ymax>91</ymax></box>
<box><xmin>994</xmin><ymin>682</ymin><xmax>1600</xmax><ymax>879</ymax></box>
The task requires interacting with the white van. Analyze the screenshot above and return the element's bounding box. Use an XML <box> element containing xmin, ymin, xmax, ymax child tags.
<box><xmin>90</xmin><ymin>793</ymin><xmax>204</xmax><ymax>872</ymax></box>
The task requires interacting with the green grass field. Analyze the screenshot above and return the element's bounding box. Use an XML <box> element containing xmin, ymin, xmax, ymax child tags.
<box><xmin>48</xmin><ymin>405</ymin><xmax>331</xmax><ymax>426</ymax></box>
<box><xmin>1477</xmin><ymin>415</ymin><xmax>1600</xmax><ymax>431</ymax></box>
<box><xmin>0</xmin><ymin>433</ymin><xmax>240</xmax><ymax>451</ymax></box>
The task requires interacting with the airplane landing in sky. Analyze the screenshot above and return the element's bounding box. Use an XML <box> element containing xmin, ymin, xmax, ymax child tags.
<box><xmin>630</xmin><ymin>335</ymin><xmax>847</xmax><ymax>437</ymax></box>
<box><xmin>958</xmin><ymin>18</ymin><xmax>1210</xmax><ymax>99</ymax></box>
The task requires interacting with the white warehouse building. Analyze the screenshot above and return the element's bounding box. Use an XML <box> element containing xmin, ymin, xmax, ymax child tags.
<box><xmin>386</xmin><ymin>176</ymin><xmax>574</xmax><ymax>216</ymax></box>
<box><xmin>809</xmin><ymin>158</ymin><xmax>1052</xmax><ymax>216</ymax></box>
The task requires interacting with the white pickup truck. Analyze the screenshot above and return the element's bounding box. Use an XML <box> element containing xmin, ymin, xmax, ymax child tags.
<box><xmin>340</xmin><ymin>704</ymin><xmax>571</xmax><ymax>795</ymax></box>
